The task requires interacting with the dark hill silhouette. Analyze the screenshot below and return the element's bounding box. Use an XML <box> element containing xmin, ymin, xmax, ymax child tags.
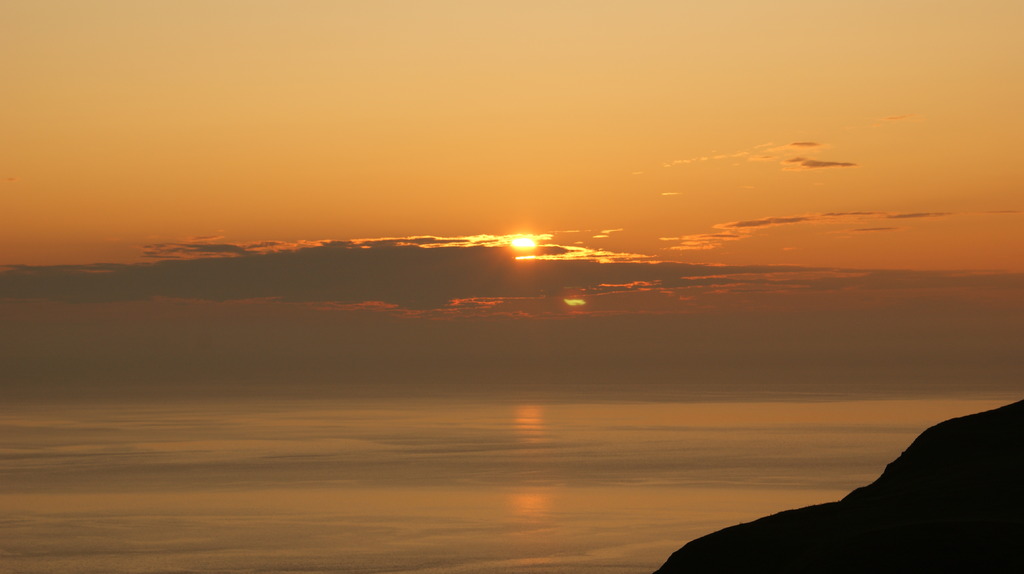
<box><xmin>653</xmin><ymin>399</ymin><xmax>1024</xmax><ymax>573</ymax></box>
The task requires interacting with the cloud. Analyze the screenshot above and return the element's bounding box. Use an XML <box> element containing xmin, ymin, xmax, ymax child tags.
<box><xmin>0</xmin><ymin>235</ymin><xmax>804</xmax><ymax>311</ymax></box>
<box><xmin>5</xmin><ymin>227</ymin><xmax>1022</xmax><ymax>317</ymax></box>
<box><xmin>143</xmin><ymin>239</ymin><xmax>333</xmax><ymax>259</ymax></box>
<box><xmin>663</xmin><ymin>211</ymin><xmax>959</xmax><ymax>251</ymax></box>
<box><xmin>662</xmin><ymin>150</ymin><xmax>749</xmax><ymax>167</ymax></box>
<box><xmin>768</xmin><ymin>142</ymin><xmax>826</xmax><ymax>152</ymax></box>
<box><xmin>142</xmin><ymin>243</ymin><xmax>253</xmax><ymax>259</ymax></box>
<box><xmin>863</xmin><ymin>114</ymin><xmax>924</xmax><ymax>128</ymax></box>
<box><xmin>781</xmin><ymin>157</ymin><xmax>859</xmax><ymax>171</ymax></box>
<box><xmin>659</xmin><ymin>232</ymin><xmax>743</xmax><ymax>251</ymax></box>
<box><xmin>717</xmin><ymin>212</ymin><xmax>950</xmax><ymax>231</ymax></box>
<box><xmin>658</xmin><ymin>138</ymin><xmax>860</xmax><ymax>173</ymax></box>
<box><xmin>744</xmin><ymin>142</ymin><xmax>858</xmax><ymax>171</ymax></box>
<box><xmin>722</xmin><ymin>215</ymin><xmax>820</xmax><ymax>229</ymax></box>
<box><xmin>885</xmin><ymin>212</ymin><xmax>951</xmax><ymax>219</ymax></box>
<box><xmin>2</xmin><ymin>239</ymin><xmax>1023</xmax><ymax>405</ymax></box>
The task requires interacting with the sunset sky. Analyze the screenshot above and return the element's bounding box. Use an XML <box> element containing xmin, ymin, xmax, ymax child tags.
<box><xmin>2</xmin><ymin>0</ymin><xmax>1022</xmax><ymax>399</ymax></box>
<box><xmin>2</xmin><ymin>4</ymin><xmax>1022</xmax><ymax>573</ymax></box>
<box><xmin>4</xmin><ymin>0</ymin><xmax>1021</xmax><ymax>267</ymax></box>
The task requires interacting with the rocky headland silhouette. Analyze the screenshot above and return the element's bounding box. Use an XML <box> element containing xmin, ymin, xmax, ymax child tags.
<box><xmin>654</xmin><ymin>399</ymin><xmax>1024</xmax><ymax>573</ymax></box>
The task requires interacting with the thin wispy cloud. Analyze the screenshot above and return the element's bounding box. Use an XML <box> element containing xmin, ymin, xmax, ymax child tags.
<box><xmin>781</xmin><ymin>157</ymin><xmax>859</xmax><ymax>171</ymax></box>
<box><xmin>848</xmin><ymin>227</ymin><xmax>901</xmax><ymax>233</ymax></box>
<box><xmin>662</xmin><ymin>211</ymin><xmax>959</xmax><ymax>250</ymax></box>
<box><xmin>143</xmin><ymin>243</ymin><xmax>252</xmax><ymax>259</ymax></box>
<box><xmin>143</xmin><ymin>239</ymin><xmax>332</xmax><ymax>259</ymax></box>
<box><xmin>860</xmin><ymin>113</ymin><xmax>924</xmax><ymax>129</ymax></box>
<box><xmin>881</xmin><ymin>114</ymin><xmax>921</xmax><ymax>122</ymax></box>
<box><xmin>721</xmin><ymin>211</ymin><xmax>951</xmax><ymax>229</ymax></box>
<box><xmin>758</xmin><ymin>141</ymin><xmax>857</xmax><ymax>171</ymax></box>
<box><xmin>768</xmin><ymin>142</ymin><xmax>826</xmax><ymax>152</ymax></box>
<box><xmin>662</xmin><ymin>150</ymin><xmax>750</xmax><ymax>168</ymax></box>
<box><xmin>659</xmin><ymin>139</ymin><xmax>856</xmax><ymax>172</ymax></box>
<box><xmin>885</xmin><ymin>212</ymin><xmax>952</xmax><ymax>220</ymax></box>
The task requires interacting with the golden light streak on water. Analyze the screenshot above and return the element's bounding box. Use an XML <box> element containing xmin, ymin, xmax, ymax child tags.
<box><xmin>514</xmin><ymin>404</ymin><xmax>547</xmax><ymax>444</ymax></box>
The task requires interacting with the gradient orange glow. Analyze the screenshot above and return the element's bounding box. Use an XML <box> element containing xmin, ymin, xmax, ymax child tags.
<box><xmin>2</xmin><ymin>1</ymin><xmax>1020</xmax><ymax>273</ymax></box>
<box><xmin>2</xmin><ymin>5</ymin><xmax>1022</xmax><ymax>572</ymax></box>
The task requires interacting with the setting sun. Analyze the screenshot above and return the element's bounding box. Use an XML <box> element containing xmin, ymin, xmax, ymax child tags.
<box><xmin>2</xmin><ymin>2</ymin><xmax>1022</xmax><ymax>574</ymax></box>
<box><xmin>511</xmin><ymin>237</ymin><xmax>537</xmax><ymax>249</ymax></box>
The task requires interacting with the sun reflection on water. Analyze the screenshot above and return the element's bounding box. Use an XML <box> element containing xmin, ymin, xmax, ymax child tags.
<box><xmin>514</xmin><ymin>405</ymin><xmax>547</xmax><ymax>444</ymax></box>
<box><xmin>509</xmin><ymin>490</ymin><xmax>553</xmax><ymax>520</ymax></box>
<box><xmin>509</xmin><ymin>406</ymin><xmax>556</xmax><ymax>522</ymax></box>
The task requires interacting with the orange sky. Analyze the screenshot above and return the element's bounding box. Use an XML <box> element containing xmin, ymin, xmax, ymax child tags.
<box><xmin>4</xmin><ymin>9</ymin><xmax>1022</xmax><ymax>574</ymax></box>
<box><xmin>3</xmin><ymin>0</ymin><xmax>1021</xmax><ymax>271</ymax></box>
<box><xmin>1</xmin><ymin>2</ymin><xmax>1022</xmax><ymax>394</ymax></box>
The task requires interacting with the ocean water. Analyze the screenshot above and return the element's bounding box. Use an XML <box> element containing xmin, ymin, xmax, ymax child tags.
<box><xmin>0</xmin><ymin>397</ymin><xmax>1012</xmax><ymax>573</ymax></box>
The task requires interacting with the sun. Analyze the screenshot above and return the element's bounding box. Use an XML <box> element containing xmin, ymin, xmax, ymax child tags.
<box><xmin>511</xmin><ymin>237</ymin><xmax>536</xmax><ymax>248</ymax></box>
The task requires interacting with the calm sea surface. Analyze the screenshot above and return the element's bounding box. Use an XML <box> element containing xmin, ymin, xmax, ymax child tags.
<box><xmin>0</xmin><ymin>396</ymin><xmax>1013</xmax><ymax>573</ymax></box>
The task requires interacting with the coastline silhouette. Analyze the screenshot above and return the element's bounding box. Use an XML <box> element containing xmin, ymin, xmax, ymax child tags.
<box><xmin>654</xmin><ymin>399</ymin><xmax>1024</xmax><ymax>573</ymax></box>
